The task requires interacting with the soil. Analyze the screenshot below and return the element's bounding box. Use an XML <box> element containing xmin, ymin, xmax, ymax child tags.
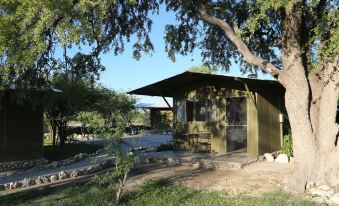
<box><xmin>127</xmin><ymin>161</ymin><xmax>294</xmax><ymax>196</ymax></box>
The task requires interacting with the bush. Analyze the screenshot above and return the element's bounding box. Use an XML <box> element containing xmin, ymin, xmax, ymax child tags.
<box><xmin>156</xmin><ymin>143</ymin><xmax>173</xmax><ymax>152</ymax></box>
<box><xmin>282</xmin><ymin>134</ymin><xmax>293</xmax><ymax>157</ymax></box>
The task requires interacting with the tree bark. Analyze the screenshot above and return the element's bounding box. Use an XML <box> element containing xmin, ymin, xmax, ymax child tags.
<box><xmin>313</xmin><ymin>60</ymin><xmax>339</xmax><ymax>187</ymax></box>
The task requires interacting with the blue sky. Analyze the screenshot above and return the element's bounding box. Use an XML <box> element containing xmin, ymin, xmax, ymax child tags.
<box><xmin>58</xmin><ymin>6</ymin><xmax>273</xmax><ymax>103</ymax></box>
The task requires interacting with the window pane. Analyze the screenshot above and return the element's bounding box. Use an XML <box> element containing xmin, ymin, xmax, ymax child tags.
<box><xmin>226</xmin><ymin>97</ymin><xmax>247</xmax><ymax>125</ymax></box>
<box><xmin>176</xmin><ymin>99</ymin><xmax>186</xmax><ymax>122</ymax></box>
<box><xmin>194</xmin><ymin>100</ymin><xmax>212</xmax><ymax>122</ymax></box>
<box><xmin>186</xmin><ymin>100</ymin><xmax>193</xmax><ymax>121</ymax></box>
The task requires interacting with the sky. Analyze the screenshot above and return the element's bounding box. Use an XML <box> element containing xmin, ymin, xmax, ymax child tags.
<box><xmin>57</xmin><ymin>6</ymin><xmax>273</xmax><ymax>104</ymax></box>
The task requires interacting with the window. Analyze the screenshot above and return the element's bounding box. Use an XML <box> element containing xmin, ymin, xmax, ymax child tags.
<box><xmin>186</xmin><ymin>100</ymin><xmax>194</xmax><ymax>121</ymax></box>
<box><xmin>176</xmin><ymin>98</ymin><xmax>217</xmax><ymax>122</ymax></box>
<box><xmin>195</xmin><ymin>100</ymin><xmax>212</xmax><ymax>121</ymax></box>
<box><xmin>176</xmin><ymin>98</ymin><xmax>186</xmax><ymax>122</ymax></box>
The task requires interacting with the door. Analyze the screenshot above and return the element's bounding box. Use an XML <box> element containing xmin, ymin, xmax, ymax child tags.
<box><xmin>226</xmin><ymin>97</ymin><xmax>247</xmax><ymax>153</ymax></box>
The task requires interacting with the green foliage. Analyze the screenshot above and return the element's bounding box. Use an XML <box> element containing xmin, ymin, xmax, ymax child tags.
<box><xmin>163</xmin><ymin>0</ymin><xmax>338</xmax><ymax>73</ymax></box>
<box><xmin>187</xmin><ymin>64</ymin><xmax>218</xmax><ymax>74</ymax></box>
<box><xmin>90</xmin><ymin>106</ymin><xmax>135</xmax><ymax>203</ymax></box>
<box><xmin>0</xmin><ymin>0</ymin><xmax>159</xmax><ymax>89</ymax></box>
<box><xmin>132</xmin><ymin>110</ymin><xmax>150</xmax><ymax>126</ymax></box>
<box><xmin>156</xmin><ymin>143</ymin><xmax>173</xmax><ymax>152</ymax></box>
<box><xmin>0</xmin><ymin>180</ymin><xmax>317</xmax><ymax>206</ymax></box>
<box><xmin>282</xmin><ymin>134</ymin><xmax>293</xmax><ymax>157</ymax></box>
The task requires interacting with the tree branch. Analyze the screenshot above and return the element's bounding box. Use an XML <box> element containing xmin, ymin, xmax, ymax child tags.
<box><xmin>198</xmin><ymin>5</ymin><xmax>281</xmax><ymax>78</ymax></box>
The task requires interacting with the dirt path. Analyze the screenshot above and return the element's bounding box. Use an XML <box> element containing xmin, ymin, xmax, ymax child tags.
<box><xmin>126</xmin><ymin>161</ymin><xmax>293</xmax><ymax>196</ymax></box>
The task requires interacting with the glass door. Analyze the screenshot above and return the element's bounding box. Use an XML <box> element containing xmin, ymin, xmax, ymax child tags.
<box><xmin>226</xmin><ymin>97</ymin><xmax>247</xmax><ymax>153</ymax></box>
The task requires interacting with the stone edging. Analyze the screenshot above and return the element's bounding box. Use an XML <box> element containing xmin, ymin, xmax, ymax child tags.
<box><xmin>0</xmin><ymin>159</ymin><xmax>48</xmax><ymax>172</ymax></box>
<box><xmin>0</xmin><ymin>158</ymin><xmax>115</xmax><ymax>192</ymax></box>
<box><xmin>135</xmin><ymin>154</ymin><xmax>260</xmax><ymax>170</ymax></box>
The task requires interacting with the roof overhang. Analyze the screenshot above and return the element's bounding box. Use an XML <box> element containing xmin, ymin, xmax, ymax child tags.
<box><xmin>127</xmin><ymin>71</ymin><xmax>284</xmax><ymax>97</ymax></box>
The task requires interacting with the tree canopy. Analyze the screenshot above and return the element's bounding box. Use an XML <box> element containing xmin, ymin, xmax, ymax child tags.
<box><xmin>0</xmin><ymin>0</ymin><xmax>158</xmax><ymax>89</ymax></box>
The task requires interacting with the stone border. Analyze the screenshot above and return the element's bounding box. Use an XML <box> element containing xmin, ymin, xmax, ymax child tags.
<box><xmin>0</xmin><ymin>158</ymin><xmax>115</xmax><ymax>192</ymax></box>
<box><xmin>10</xmin><ymin>151</ymin><xmax>102</xmax><ymax>176</ymax></box>
<box><xmin>135</xmin><ymin>153</ymin><xmax>261</xmax><ymax>170</ymax></box>
<box><xmin>0</xmin><ymin>159</ymin><xmax>48</xmax><ymax>172</ymax></box>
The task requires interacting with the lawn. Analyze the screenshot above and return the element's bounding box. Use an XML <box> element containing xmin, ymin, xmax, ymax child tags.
<box><xmin>43</xmin><ymin>142</ymin><xmax>103</xmax><ymax>161</ymax></box>
<box><xmin>0</xmin><ymin>179</ymin><xmax>316</xmax><ymax>206</ymax></box>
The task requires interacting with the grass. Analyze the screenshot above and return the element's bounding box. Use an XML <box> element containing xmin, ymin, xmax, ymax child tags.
<box><xmin>43</xmin><ymin>142</ymin><xmax>103</xmax><ymax>161</ymax></box>
<box><xmin>0</xmin><ymin>179</ymin><xmax>316</xmax><ymax>206</ymax></box>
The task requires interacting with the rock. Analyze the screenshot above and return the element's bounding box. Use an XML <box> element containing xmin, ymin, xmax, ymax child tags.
<box><xmin>0</xmin><ymin>184</ymin><xmax>5</xmax><ymax>191</ymax></box>
<box><xmin>70</xmin><ymin>170</ymin><xmax>80</xmax><ymax>178</ymax></box>
<box><xmin>86</xmin><ymin>166</ymin><xmax>94</xmax><ymax>174</ymax></box>
<box><xmin>264</xmin><ymin>153</ymin><xmax>274</xmax><ymax>162</ymax></box>
<box><xmin>35</xmin><ymin>176</ymin><xmax>44</xmax><ymax>185</ymax></box>
<box><xmin>4</xmin><ymin>183</ymin><xmax>10</xmax><ymax>190</ymax></box>
<box><xmin>58</xmin><ymin>171</ymin><xmax>69</xmax><ymax>180</ymax></box>
<box><xmin>307</xmin><ymin>187</ymin><xmax>334</xmax><ymax>197</ymax></box>
<box><xmin>8</xmin><ymin>182</ymin><xmax>21</xmax><ymax>189</ymax></box>
<box><xmin>51</xmin><ymin>161</ymin><xmax>59</xmax><ymax>168</ymax></box>
<box><xmin>329</xmin><ymin>193</ymin><xmax>339</xmax><ymax>204</ymax></box>
<box><xmin>35</xmin><ymin>176</ymin><xmax>49</xmax><ymax>185</ymax></box>
<box><xmin>21</xmin><ymin>178</ymin><xmax>34</xmax><ymax>187</ymax></box>
<box><xmin>318</xmin><ymin>185</ymin><xmax>331</xmax><ymax>191</ymax></box>
<box><xmin>50</xmin><ymin>175</ymin><xmax>58</xmax><ymax>182</ymax></box>
<box><xmin>275</xmin><ymin>154</ymin><xmax>289</xmax><ymax>163</ymax></box>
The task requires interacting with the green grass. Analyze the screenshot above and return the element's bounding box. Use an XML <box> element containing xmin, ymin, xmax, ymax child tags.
<box><xmin>43</xmin><ymin>143</ymin><xmax>103</xmax><ymax>161</ymax></box>
<box><xmin>0</xmin><ymin>179</ymin><xmax>316</xmax><ymax>206</ymax></box>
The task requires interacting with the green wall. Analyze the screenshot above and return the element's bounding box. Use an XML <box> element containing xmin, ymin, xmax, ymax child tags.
<box><xmin>173</xmin><ymin>82</ymin><xmax>285</xmax><ymax>156</ymax></box>
<box><xmin>0</xmin><ymin>99</ymin><xmax>44</xmax><ymax>162</ymax></box>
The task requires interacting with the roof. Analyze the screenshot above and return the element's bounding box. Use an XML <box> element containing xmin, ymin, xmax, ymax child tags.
<box><xmin>135</xmin><ymin>102</ymin><xmax>173</xmax><ymax>109</ymax></box>
<box><xmin>128</xmin><ymin>71</ymin><xmax>284</xmax><ymax>97</ymax></box>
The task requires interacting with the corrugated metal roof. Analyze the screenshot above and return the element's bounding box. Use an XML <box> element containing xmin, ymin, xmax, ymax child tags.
<box><xmin>128</xmin><ymin>71</ymin><xmax>284</xmax><ymax>97</ymax></box>
<box><xmin>135</xmin><ymin>102</ymin><xmax>172</xmax><ymax>109</ymax></box>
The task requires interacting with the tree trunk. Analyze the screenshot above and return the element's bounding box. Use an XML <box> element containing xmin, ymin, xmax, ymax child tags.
<box><xmin>116</xmin><ymin>173</ymin><xmax>128</xmax><ymax>203</ymax></box>
<box><xmin>280</xmin><ymin>57</ymin><xmax>338</xmax><ymax>192</ymax></box>
<box><xmin>280</xmin><ymin>3</ymin><xmax>317</xmax><ymax>192</ymax></box>
<box><xmin>313</xmin><ymin>60</ymin><xmax>339</xmax><ymax>187</ymax></box>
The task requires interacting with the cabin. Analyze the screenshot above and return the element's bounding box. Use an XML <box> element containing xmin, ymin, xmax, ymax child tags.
<box><xmin>0</xmin><ymin>95</ymin><xmax>44</xmax><ymax>162</ymax></box>
<box><xmin>128</xmin><ymin>72</ymin><xmax>287</xmax><ymax>156</ymax></box>
<box><xmin>0</xmin><ymin>89</ymin><xmax>60</xmax><ymax>163</ymax></box>
<box><xmin>135</xmin><ymin>102</ymin><xmax>173</xmax><ymax>133</ymax></box>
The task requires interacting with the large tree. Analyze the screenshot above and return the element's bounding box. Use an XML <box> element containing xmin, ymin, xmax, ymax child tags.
<box><xmin>0</xmin><ymin>0</ymin><xmax>158</xmax><ymax>90</ymax></box>
<box><xmin>162</xmin><ymin>0</ymin><xmax>338</xmax><ymax>191</ymax></box>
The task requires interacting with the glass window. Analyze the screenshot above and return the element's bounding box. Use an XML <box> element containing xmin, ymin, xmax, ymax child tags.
<box><xmin>176</xmin><ymin>98</ymin><xmax>186</xmax><ymax>122</ymax></box>
<box><xmin>195</xmin><ymin>100</ymin><xmax>212</xmax><ymax>122</ymax></box>
<box><xmin>186</xmin><ymin>100</ymin><xmax>194</xmax><ymax>121</ymax></box>
<box><xmin>226</xmin><ymin>97</ymin><xmax>247</xmax><ymax>126</ymax></box>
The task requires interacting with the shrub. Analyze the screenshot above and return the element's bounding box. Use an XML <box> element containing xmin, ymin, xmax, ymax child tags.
<box><xmin>282</xmin><ymin>134</ymin><xmax>293</xmax><ymax>157</ymax></box>
<box><xmin>156</xmin><ymin>143</ymin><xmax>173</xmax><ymax>152</ymax></box>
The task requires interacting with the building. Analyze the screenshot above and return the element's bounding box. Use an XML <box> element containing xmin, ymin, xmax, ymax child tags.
<box><xmin>0</xmin><ymin>89</ymin><xmax>61</xmax><ymax>163</ymax></box>
<box><xmin>135</xmin><ymin>102</ymin><xmax>173</xmax><ymax>133</ymax></box>
<box><xmin>0</xmin><ymin>94</ymin><xmax>44</xmax><ymax>162</ymax></box>
<box><xmin>128</xmin><ymin>72</ymin><xmax>287</xmax><ymax>156</ymax></box>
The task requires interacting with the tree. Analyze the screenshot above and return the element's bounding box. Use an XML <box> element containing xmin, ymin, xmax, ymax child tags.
<box><xmin>45</xmin><ymin>72</ymin><xmax>94</xmax><ymax>145</ymax></box>
<box><xmin>187</xmin><ymin>64</ymin><xmax>218</xmax><ymax>74</ymax></box>
<box><xmin>162</xmin><ymin>0</ymin><xmax>338</xmax><ymax>191</ymax></box>
<box><xmin>0</xmin><ymin>0</ymin><xmax>158</xmax><ymax>90</ymax></box>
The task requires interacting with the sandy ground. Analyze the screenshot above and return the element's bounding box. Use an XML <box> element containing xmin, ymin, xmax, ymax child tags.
<box><xmin>127</xmin><ymin>161</ymin><xmax>293</xmax><ymax>196</ymax></box>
